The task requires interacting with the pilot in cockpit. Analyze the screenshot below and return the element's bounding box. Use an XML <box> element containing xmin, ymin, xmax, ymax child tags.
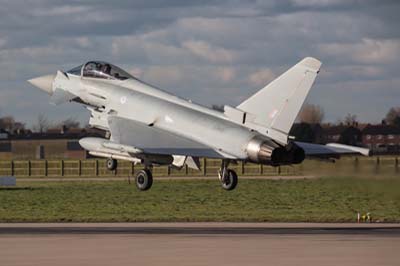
<box><xmin>103</xmin><ymin>64</ymin><xmax>112</xmax><ymax>75</ymax></box>
<box><xmin>95</xmin><ymin>63</ymin><xmax>102</xmax><ymax>71</ymax></box>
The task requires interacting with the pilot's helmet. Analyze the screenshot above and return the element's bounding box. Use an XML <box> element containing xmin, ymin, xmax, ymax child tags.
<box><xmin>103</xmin><ymin>64</ymin><xmax>112</xmax><ymax>74</ymax></box>
<box><xmin>95</xmin><ymin>63</ymin><xmax>103</xmax><ymax>70</ymax></box>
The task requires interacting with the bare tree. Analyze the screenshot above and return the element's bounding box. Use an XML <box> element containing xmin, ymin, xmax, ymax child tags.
<box><xmin>32</xmin><ymin>114</ymin><xmax>50</xmax><ymax>133</ymax></box>
<box><xmin>344</xmin><ymin>113</ymin><xmax>358</xmax><ymax>126</ymax></box>
<box><xmin>56</xmin><ymin>117</ymin><xmax>80</xmax><ymax>128</ymax></box>
<box><xmin>0</xmin><ymin>116</ymin><xmax>25</xmax><ymax>133</ymax></box>
<box><xmin>385</xmin><ymin>107</ymin><xmax>400</xmax><ymax>125</ymax></box>
<box><xmin>298</xmin><ymin>104</ymin><xmax>324</xmax><ymax>124</ymax></box>
<box><xmin>0</xmin><ymin>116</ymin><xmax>15</xmax><ymax>132</ymax></box>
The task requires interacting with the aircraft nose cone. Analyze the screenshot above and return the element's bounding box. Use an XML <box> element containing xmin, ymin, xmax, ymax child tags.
<box><xmin>28</xmin><ymin>74</ymin><xmax>56</xmax><ymax>94</ymax></box>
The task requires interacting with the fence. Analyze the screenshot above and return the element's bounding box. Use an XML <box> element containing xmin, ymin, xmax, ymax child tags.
<box><xmin>0</xmin><ymin>156</ymin><xmax>398</xmax><ymax>178</ymax></box>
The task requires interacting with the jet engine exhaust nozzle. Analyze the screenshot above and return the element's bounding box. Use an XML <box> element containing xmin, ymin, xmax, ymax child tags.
<box><xmin>246</xmin><ymin>136</ymin><xmax>305</xmax><ymax>165</ymax></box>
<box><xmin>270</xmin><ymin>143</ymin><xmax>305</xmax><ymax>165</ymax></box>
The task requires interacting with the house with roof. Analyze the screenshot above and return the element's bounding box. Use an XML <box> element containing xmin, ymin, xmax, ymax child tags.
<box><xmin>0</xmin><ymin>127</ymin><xmax>105</xmax><ymax>160</ymax></box>
<box><xmin>321</xmin><ymin>124</ymin><xmax>362</xmax><ymax>146</ymax></box>
<box><xmin>361</xmin><ymin>124</ymin><xmax>400</xmax><ymax>153</ymax></box>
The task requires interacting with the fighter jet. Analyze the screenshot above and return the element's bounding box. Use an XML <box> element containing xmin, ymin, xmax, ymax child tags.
<box><xmin>28</xmin><ymin>57</ymin><xmax>369</xmax><ymax>191</ymax></box>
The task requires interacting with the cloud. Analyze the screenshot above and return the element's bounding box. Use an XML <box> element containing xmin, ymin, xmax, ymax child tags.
<box><xmin>128</xmin><ymin>67</ymin><xmax>143</xmax><ymax>78</ymax></box>
<box><xmin>319</xmin><ymin>38</ymin><xmax>400</xmax><ymax>64</ymax></box>
<box><xmin>31</xmin><ymin>5</ymin><xmax>91</xmax><ymax>16</ymax></box>
<box><xmin>0</xmin><ymin>0</ymin><xmax>399</xmax><ymax>124</ymax></box>
<box><xmin>75</xmin><ymin>37</ymin><xmax>91</xmax><ymax>48</ymax></box>
<box><xmin>0</xmin><ymin>38</ymin><xmax>6</xmax><ymax>49</ymax></box>
<box><xmin>215</xmin><ymin>67</ymin><xmax>235</xmax><ymax>82</ymax></box>
<box><xmin>143</xmin><ymin>66</ymin><xmax>184</xmax><ymax>86</ymax></box>
<box><xmin>111</xmin><ymin>33</ymin><xmax>187</xmax><ymax>64</ymax></box>
<box><xmin>321</xmin><ymin>64</ymin><xmax>385</xmax><ymax>82</ymax></box>
<box><xmin>290</xmin><ymin>0</ymin><xmax>352</xmax><ymax>8</ymax></box>
<box><xmin>248</xmin><ymin>68</ymin><xmax>276</xmax><ymax>87</ymax></box>
<box><xmin>182</xmin><ymin>40</ymin><xmax>236</xmax><ymax>63</ymax></box>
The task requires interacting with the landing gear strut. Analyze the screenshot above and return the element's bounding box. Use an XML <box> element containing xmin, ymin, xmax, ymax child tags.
<box><xmin>135</xmin><ymin>168</ymin><xmax>153</xmax><ymax>191</ymax></box>
<box><xmin>106</xmin><ymin>158</ymin><xmax>117</xmax><ymax>171</ymax></box>
<box><xmin>218</xmin><ymin>160</ymin><xmax>238</xmax><ymax>191</ymax></box>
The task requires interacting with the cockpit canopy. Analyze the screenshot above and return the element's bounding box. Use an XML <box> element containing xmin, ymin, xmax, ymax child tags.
<box><xmin>67</xmin><ymin>61</ymin><xmax>134</xmax><ymax>81</ymax></box>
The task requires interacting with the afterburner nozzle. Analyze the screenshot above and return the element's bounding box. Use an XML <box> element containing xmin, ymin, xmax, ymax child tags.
<box><xmin>28</xmin><ymin>74</ymin><xmax>56</xmax><ymax>94</ymax></box>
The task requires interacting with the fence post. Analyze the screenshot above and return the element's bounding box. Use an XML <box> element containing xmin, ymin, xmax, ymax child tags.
<box><xmin>11</xmin><ymin>160</ymin><xmax>14</xmax><ymax>176</ymax></box>
<box><xmin>28</xmin><ymin>160</ymin><xmax>31</xmax><ymax>176</ymax></box>
<box><xmin>259</xmin><ymin>164</ymin><xmax>263</xmax><ymax>175</ymax></box>
<box><xmin>78</xmin><ymin>160</ymin><xmax>82</xmax><ymax>176</ymax></box>
<box><xmin>44</xmin><ymin>160</ymin><xmax>48</xmax><ymax>176</ymax></box>
<box><xmin>95</xmin><ymin>160</ymin><xmax>99</xmax><ymax>176</ymax></box>
<box><xmin>203</xmin><ymin>158</ymin><xmax>207</xmax><ymax>176</ymax></box>
<box><xmin>60</xmin><ymin>160</ymin><xmax>64</xmax><ymax>176</ymax></box>
<box><xmin>353</xmin><ymin>156</ymin><xmax>359</xmax><ymax>171</ymax></box>
<box><xmin>131</xmin><ymin>163</ymin><xmax>134</xmax><ymax>176</ymax></box>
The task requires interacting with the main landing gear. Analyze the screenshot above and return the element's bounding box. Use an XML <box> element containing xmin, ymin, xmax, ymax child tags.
<box><xmin>135</xmin><ymin>168</ymin><xmax>153</xmax><ymax>191</ymax></box>
<box><xmin>107</xmin><ymin>158</ymin><xmax>237</xmax><ymax>191</ymax></box>
<box><xmin>218</xmin><ymin>160</ymin><xmax>238</xmax><ymax>191</ymax></box>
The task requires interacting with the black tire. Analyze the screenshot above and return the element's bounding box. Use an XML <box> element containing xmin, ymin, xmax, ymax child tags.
<box><xmin>221</xmin><ymin>169</ymin><xmax>238</xmax><ymax>191</ymax></box>
<box><xmin>106</xmin><ymin>158</ymin><xmax>117</xmax><ymax>171</ymax></box>
<box><xmin>135</xmin><ymin>169</ymin><xmax>153</xmax><ymax>191</ymax></box>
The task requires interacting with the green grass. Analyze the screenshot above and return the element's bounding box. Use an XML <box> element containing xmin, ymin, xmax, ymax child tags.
<box><xmin>0</xmin><ymin>177</ymin><xmax>399</xmax><ymax>222</ymax></box>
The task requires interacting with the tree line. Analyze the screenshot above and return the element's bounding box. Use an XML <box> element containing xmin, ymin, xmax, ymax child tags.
<box><xmin>0</xmin><ymin>113</ymin><xmax>81</xmax><ymax>134</ymax></box>
<box><xmin>296</xmin><ymin>104</ymin><xmax>400</xmax><ymax>127</ymax></box>
<box><xmin>1</xmin><ymin>105</ymin><xmax>400</xmax><ymax>136</ymax></box>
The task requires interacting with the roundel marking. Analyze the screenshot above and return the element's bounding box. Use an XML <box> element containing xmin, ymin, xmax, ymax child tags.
<box><xmin>120</xmin><ymin>96</ymin><xmax>127</xmax><ymax>104</ymax></box>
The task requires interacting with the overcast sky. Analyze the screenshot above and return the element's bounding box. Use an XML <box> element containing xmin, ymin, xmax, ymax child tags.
<box><xmin>0</xmin><ymin>0</ymin><xmax>399</xmax><ymax>127</ymax></box>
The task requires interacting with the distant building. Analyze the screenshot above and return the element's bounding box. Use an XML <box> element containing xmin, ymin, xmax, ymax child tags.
<box><xmin>362</xmin><ymin>124</ymin><xmax>400</xmax><ymax>154</ymax></box>
<box><xmin>0</xmin><ymin>127</ymin><xmax>105</xmax><ymax>160</ymax></box>
<box><xmin>322</xmin><ymin>125</ymin><xmax>347</xmax><ymax>143</ymax></box>
<box><xmin>290</xmin><ymin>123</ymin><xmax>323</xmax><ymax>143</ymax></box>
<box><xmin>0</xmin><ymin>129</ymin><xmax>8</xmax><ymax>140</ymax></box>
<box><xmin>320</xmin><ymin>124</ymin><xmax>362</xmax><ymax>146</ymax></box>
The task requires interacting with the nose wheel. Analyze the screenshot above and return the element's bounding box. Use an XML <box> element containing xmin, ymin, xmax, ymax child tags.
<box><xmin>218</xmin><ymin>160</ymin><xmax>238</xmax><ymax>190</ymax></box>
<box><xmin>135</xmin><ymin>169</ymin><xmax>153</xmax><ymax>191</ymax></box>
<box><xmin>106</xmin><ymin>158</ymin><xmax>117</xmax><ymax>171</ymax></box>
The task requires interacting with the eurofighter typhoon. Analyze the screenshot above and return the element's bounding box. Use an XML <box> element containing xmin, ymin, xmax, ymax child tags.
<box><xmin>28</xmin><ymin>58</ymin><xmax>369</xmax><ymax>191</ymax></box>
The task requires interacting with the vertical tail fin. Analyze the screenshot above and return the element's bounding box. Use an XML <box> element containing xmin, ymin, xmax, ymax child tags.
<box><xmin>238</xmin><ymin>57</ymin><xmax>322</xmax><ymax>137</ymax></box>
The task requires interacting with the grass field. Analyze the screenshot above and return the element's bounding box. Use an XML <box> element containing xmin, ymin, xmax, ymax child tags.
<box><xmin>0</xmin><ymin>177</ymin><xmax>399</xmax><ymax>222</ymax></box>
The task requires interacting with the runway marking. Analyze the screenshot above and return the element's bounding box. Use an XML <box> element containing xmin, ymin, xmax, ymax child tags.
<box><xmin>1</xmin><ymin>225</ymin><xmax>400</xmax><ymax>236</ymax></box>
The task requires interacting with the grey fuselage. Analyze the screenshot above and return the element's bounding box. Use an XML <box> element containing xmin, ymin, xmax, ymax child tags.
<box><xmin>77</xmin><ymin>76</ymin><xmax>264</xmax><ymax>160</ymax></box>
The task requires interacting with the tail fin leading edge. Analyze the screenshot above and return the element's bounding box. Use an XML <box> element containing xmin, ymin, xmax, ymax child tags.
<box><xmin>238</xmin><ymin>57</ymin><xmax>322</xmax><ymax>136</ymax></box>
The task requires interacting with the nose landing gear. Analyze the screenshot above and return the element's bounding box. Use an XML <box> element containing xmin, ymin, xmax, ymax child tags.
<box><xmin>106</xmin><ymin>158</ymin><xmax>118</xmax><ymax>171</ymax></box>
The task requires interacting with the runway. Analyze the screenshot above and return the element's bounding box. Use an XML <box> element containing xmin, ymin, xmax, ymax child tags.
<box><xmin>1</xmin><ymin>223</ymin><xmax>399</xmax><ymax>266</ymax></box>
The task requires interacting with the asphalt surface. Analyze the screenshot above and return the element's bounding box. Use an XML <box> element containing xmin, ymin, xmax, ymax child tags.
<box><xmin>1</xmin><ymin>223</ymin><xmax>399</xmax><ymax>266</ymax></box>
<box><xmin>1</xmin><ymin>222</ymin><xmax>400</xmax><ymax>235</ymax></box>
